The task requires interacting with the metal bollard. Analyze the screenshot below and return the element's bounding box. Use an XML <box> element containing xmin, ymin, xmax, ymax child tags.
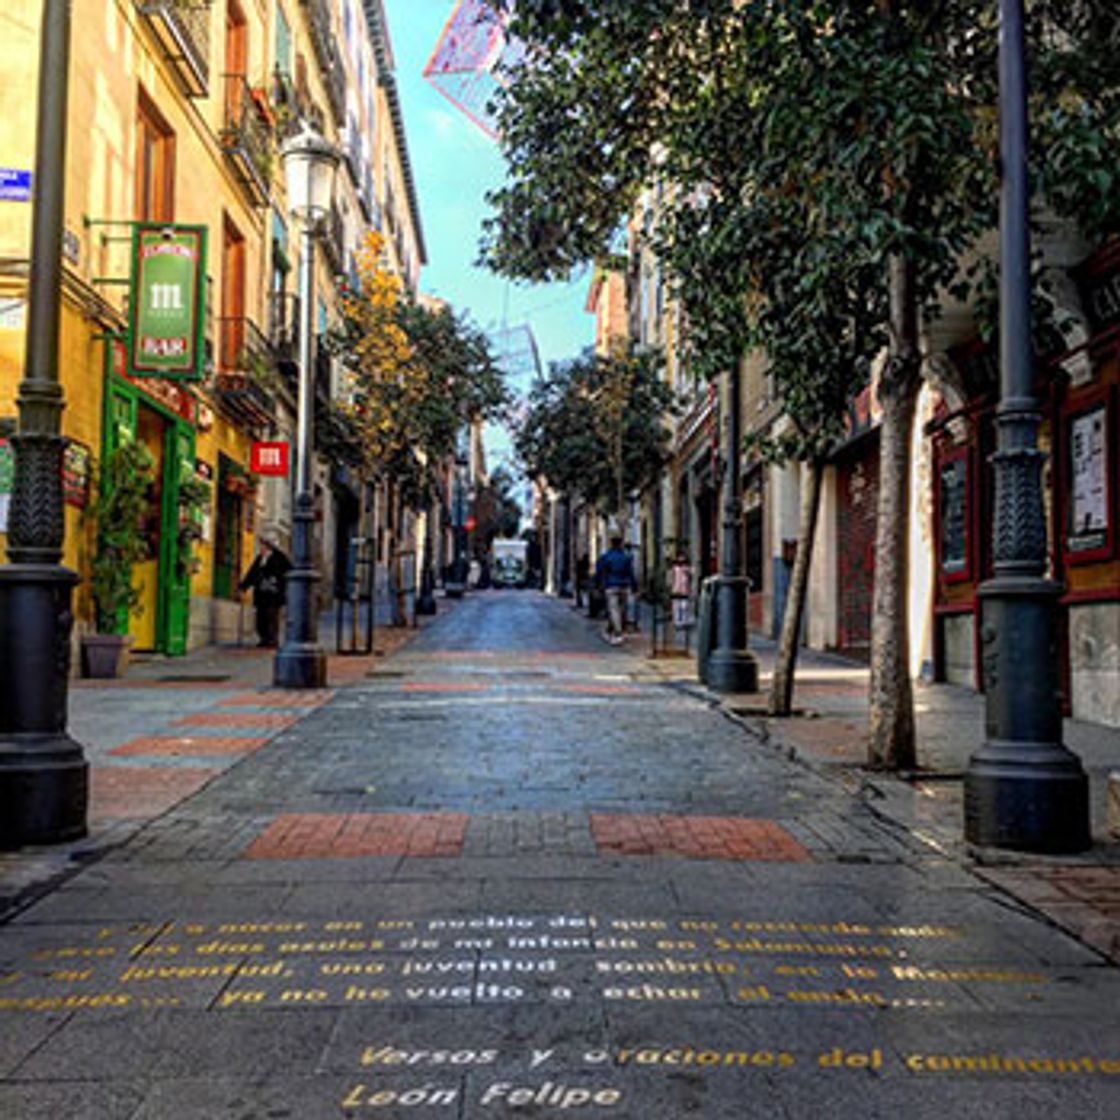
<box><xmin>696</xmin><ymin>576</ymin><xmax>718</xmax><ymax>684</ymax></box>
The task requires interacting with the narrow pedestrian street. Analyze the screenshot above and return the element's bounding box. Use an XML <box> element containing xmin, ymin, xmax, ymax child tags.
<box><xmin>2</xmin><ymin>593</ymin><xmax>1118</xmax><ymax>1118</ymax></box>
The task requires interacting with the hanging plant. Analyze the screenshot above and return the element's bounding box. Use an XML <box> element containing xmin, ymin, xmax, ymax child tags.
<box><xmin>176</xmin><ymin>471</ymin><xmax>210</xmax><ymax>579</ymax></box>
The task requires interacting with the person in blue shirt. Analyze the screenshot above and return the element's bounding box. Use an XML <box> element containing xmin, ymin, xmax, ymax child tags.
<box><xmin>595</xmin><ymin>535</ymin><xmax>636</xmax><ymax>645</ymax></box>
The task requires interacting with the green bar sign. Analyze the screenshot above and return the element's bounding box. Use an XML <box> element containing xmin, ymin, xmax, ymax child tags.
<box><xmin>128</xmin><ymin>224</ymin><xmax>207</xmax><ymax>380</ymax></box>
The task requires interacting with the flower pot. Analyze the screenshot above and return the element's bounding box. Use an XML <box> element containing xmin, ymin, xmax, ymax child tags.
<box><xmin>80</xmin><ymin>633</ymin><xmax>131</xmax><ymax>679</ymax></box>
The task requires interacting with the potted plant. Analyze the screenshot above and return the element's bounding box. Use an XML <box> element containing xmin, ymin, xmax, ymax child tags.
<box><xmin>81</xmin><ymin>440</ymin><xmax>155</xmax><ymax>678</ymax></box>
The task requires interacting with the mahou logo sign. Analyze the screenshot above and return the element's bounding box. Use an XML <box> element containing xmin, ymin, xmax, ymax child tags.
<box><xmin>251</xmin><ymin>441</ymin><xmax>290</xmax><ymax>477</ymax></box>
<box><xmin>128</xmin><ymin>224</ymin><xmax>207</xmax><ymax>381</ymax></box>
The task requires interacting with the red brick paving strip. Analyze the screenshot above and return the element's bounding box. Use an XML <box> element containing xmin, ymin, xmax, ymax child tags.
<box><xmin>171</xmin><ymin>711</ymin><xmax>300</xmax><ymax>730</ymax></box>
<box><xmin>218</xmin><ymin>690</ymin><xmax>335</xmax><ymax>708</ymax></box>
<box><xmin>979</xmin><ymin>866</ymin><xmax>1120</xmax><ymax>964</ymax></box>
<box><xmin>90</xmin><ymin>767</ymin><xmax>220</xmax><ymax>821</ymax></box>
<box><xmin>590</xmin><ymin>814</ymin><xmax>811</xmax><ymax>861</ymax></box>
<box><xmin>109</xmin><ymin>735</ymin><xmax>268</xmax><ymax>758</ymax></box>
<box><xmin>244</xmin><ymin>812</ymin><xmax>469</xmax><ymax>859</ymax></box>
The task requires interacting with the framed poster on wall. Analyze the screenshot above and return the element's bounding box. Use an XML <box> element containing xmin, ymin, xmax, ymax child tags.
<box><xmin>1065</xmin><ymin>391</ymin><xmax>1114</xmax><ymax>564</ymax></box>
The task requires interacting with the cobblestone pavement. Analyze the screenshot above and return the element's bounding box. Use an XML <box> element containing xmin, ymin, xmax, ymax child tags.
<box><xmin>1</xmin><ymin>592</ymin><xmax>1119</xmax><ymax>1118</ymax></box>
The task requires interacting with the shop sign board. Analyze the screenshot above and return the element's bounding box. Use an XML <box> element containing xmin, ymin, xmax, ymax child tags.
<box><xmin>128</xmin><ymin>224</ymin><xmax>207</xmax><ymax>381</ymax></box>
<box><xmin>62</xmin><ymin>440</ymin><xmax>92</xmax><ymax>509</ymax></box>
<box><xmin>250</xmin><ymin>441</ymin><xmax>290</xmax><ymax>477</ymax></box>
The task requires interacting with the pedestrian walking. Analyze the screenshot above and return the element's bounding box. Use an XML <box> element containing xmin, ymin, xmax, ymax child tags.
<box><xmin>595</xmin><ymin>534</ymin><xmax>636</xmax><ymax>645</ymax></box>
<box><xmin>239</xmin><ymin>534</ymin><xmax>291</xmax><ymax>648</ymax></box>
<box><xmin>670</xmin><ymin>548</ymin><xmax>694</xmax><ymax>649</ymax></box>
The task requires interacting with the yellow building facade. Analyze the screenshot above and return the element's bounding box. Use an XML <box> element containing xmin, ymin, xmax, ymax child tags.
<box><xmin>0</xmin><ymin>0</ymin><xmax>425</xmax><ymax>658</ymax></box>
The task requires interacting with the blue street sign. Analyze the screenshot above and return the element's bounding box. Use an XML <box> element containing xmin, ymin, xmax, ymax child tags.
<box><xmin>0</xmin><ymin>169</ymin><xmax>32</xmax><ymax>202</ymax></box>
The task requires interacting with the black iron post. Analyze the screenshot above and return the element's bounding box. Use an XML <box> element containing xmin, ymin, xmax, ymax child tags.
<box><xmin>963</xmin><ymin>0</ymin><xmax>1089</xmax><ymax>851</ymax></box>
<box><xmin>0</xmin><ymin>0</ymin><xmax>89</xmax><ymax>848</ymax></box>
<box><xmin>275</xmin><ymin>222</ymin><xmax>327</xmax><ymax>688</ymax></box>
<box><xmin>416</xmin><ymin>497</ymin><xmax>437</xmax><ymax>614</ymax></box>
<box><xmin>705</xmin><ymin>364</ymin><xmax>759</xmax><ymax>693</ymax></box>
<box><xmin>558</xmin><ymin>494</ymin><xmax>572</xmax><ymax>597</ymax></box>
<box><xmin>446</xmin><ymin>455</ymin><xmax>467</xmax><ymax>597</ymax></box>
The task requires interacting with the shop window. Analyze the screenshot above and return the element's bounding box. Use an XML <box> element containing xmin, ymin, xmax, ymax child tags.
<box><xmin>135</xmin><ymin>89</ymin><xmax>175</xmax><ymax>223</ymax></box>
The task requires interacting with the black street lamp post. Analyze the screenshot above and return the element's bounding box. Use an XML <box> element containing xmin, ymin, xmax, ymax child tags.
<box><xmin>0</xmin><ymin>0</ymin><xmax>89</xmax><ymax>848</ymax></box>
<box><xmin>446</xmin><ymin>453</ymin><xmax>468</xmax><ymax>597</ymax></box>
<box><xmin>417</xmin><ymin>498</ymin><xmax>437</xmax><ymax>614</ymax></box>
<box><xmin>274</xmin><ymin>124</ymin><xmax>339</xmax><ymax>690</ymax></box>
<box><xmin>963</xmin><ymin>0</ymin><xmax>1089</xmax><ymax>851</ymax></box>
<box><xmin>705</xmin><ymin>364</ymin><xmax>759</xmax><ymax>694</ymax></box>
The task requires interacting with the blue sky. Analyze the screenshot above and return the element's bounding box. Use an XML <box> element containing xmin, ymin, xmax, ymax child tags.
<box><xmin>382</xmin><ymin>1</ymin><xmax>593</xmax><ymax>474</ymax></box>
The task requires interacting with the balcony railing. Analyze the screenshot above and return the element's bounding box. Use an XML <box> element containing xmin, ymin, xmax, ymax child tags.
<box><xmin>303</xmin><ymin>0</ymin><xmax>346</xmax><ymax>124</ymax></box>
<box><xmin>313</xmin><ymin>341</ymin><xmax>333</xmax><ymax>407</ymax></box>
<box><xmin>213</xmin><ymin>316</ymin><xmax>276</xmax><ymax>432</ymax></box>
<box><xmin>324</xmin><ymin>60</ymin><xmax>346</xmax><ymax>126</ymax></box>
<box><xmin>267</xmin><ymin>292</ymin><xmax>300</xmax><ymax>363</ymax></box>
<box><xmin>321</xmin><ymin>203</ymin><xmax>346</xmax><ymax>274</ymax></box>
<box><xmin>220</xmin><ymin>74</ymin><xmax>272</xmax><ymax>208</ymax></box>
<box><xmin>137</xmin><ymin>1</ymin><xmax>211</xmax><ymax>98</ymax></box>
<box><xmin>270</xmin><ymin>67</ymin><xmax>305</xmax><ymax>141</ymax></box>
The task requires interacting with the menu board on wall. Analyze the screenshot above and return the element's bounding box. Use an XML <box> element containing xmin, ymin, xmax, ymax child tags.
<box><xmin>939</xmin><ymin>456</ymin><xmax>968</xmax><ymax>576</ymax></box>
<box><xmin>1068</xmin><ymin>405</ymin><xmax>1108</xmax><ymax>553</ymax></box>
<box><xmin>62</xmin><ymin>441</ymin><xmax>91</xmax><ymax>508</ymax></box>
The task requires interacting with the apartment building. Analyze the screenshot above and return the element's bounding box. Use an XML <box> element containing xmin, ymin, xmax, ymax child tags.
<box><xmin>0</xmin><ymin>0</ymin><xmax>425</xmax><ymax>658</ymax></box>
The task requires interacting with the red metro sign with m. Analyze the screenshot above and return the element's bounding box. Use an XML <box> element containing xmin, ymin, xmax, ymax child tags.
<box><xmin>251</xmin><ymin>441</ymin><xmax>290</xmax><ymax>477</ymax></box>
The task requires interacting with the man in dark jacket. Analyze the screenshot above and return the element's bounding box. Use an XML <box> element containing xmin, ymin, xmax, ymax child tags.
<box><xmin>239</xmin><ymin>537</ymin><xmax>291</xmax><ymax>647</ymax></box>
<box><xmin>595</xmin><ymin>535</ymin><xmax>636</xmax><ymax>645</ymax></box>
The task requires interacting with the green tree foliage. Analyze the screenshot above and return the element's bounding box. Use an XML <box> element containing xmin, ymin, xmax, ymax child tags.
<box><xmin>516</xmin><ymin>350</ymin><xmax>676</xmax><ymax>519</ymax></box>
<box><xmin>485</xmin><ymin>0</ymin><xmax>1118</xmax><ymax>762</ymax></box>
<box><xmin>88</xmin><ymin>441</ymin><xmax>155</xmax><ymax>633</ymax></box>
<box><xmin>473</xmin><ymin>466</ymin><xmax>524</xmax><ymax>548</ymax></box>
<box><xmin>325</xmin><ymin>233</ymin><xmax>509</xmax><ymax>510</ymax></box>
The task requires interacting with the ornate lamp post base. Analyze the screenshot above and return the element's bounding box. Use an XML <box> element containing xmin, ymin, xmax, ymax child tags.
<box><xmin>274</xmin><ymin>499</ymin><xmax>327</xmax><ymax>690</ymax></box>
<box><xmin>706</xmin><ymin>575</ymin><xmax>759</xmax><ymax>694</ymax></box>
<box><xmin>273</xmin><ymin>639</ymin><xmax>327</xmax><ymax>689</ymax></box>
<box><xmin>965</xmin><ymin>578</ymin><xmax>1089</xmax><ymax>852</ymax></box>
<box><xmin>0</xmin><ymin>566</ymin><xmax>88</xmax><ymax>848</ymax></box>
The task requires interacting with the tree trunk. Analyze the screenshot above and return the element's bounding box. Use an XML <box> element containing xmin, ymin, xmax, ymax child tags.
<box><xmin>868</xmin><ymin>256</ymin><xmax>921</xmax><ymax>769</ymax></box>
<box><xmin>769</xmin><ymin>458</ymin><xmax>824</xmax><ymax>717</ymax></box>
<box><xmin>392</xmin><ymin>488</ymin><xmax>407</xmax><ymax>628</ymax></box>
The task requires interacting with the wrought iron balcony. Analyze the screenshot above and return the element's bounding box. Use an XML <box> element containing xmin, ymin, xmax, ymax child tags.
<box><xmin>270</xmin><ymin>67</ymin><xmax>305</xmax><ymax>141</ymax></box>
<box><xmin>321</xmin><ymin>202</ymin><xmax>346</xmax><ymax>275</ymax></box>
<box><xmin>267</xmin><ymin>292</ymin><xmax>300</xmax><ymax>363</ymax></box>
<box><xmin>212</xmin><ymin>316</ymin><xmax>276</xmax><ymax>432</ymax></box>
<box><xmin>136</xmin><ymin>1</ymin><xmax>211</xmax><ymax>98</ymax></box>
<box><xmin>220</xmin><ymin>74</ymin><xmax>273</xmax><ymax>209</ymax></box>
<box><xmin>315</xmin><ymin>340</ymin><xmax>334</xmax><ymax>404</ymax></box>
<box><xmin>303</xmin><ymin>0</ymin><xmax>346</xmax><ymax>124</ymax></box>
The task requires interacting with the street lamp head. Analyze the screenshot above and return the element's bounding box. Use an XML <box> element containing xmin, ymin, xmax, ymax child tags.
<box><xmin>281</xmin><ymin>122</ymin><xmax>340</xmax><ymax>226</ymax></box>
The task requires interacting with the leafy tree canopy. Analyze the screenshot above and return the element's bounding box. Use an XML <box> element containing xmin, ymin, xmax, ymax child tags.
<box><xmin>326</xmin><ymin>232</ymin><xmax>510</xmax><ymax>509</ymax></box>
<box><xmin>516</xmin><ymin>349</ymin><xmax>676</xmax><ymax>516</ymax></box>
<box><xmin>485</xmin><ymin>0</ymin><xmax>1119</xmax><ymax>416</ymax></box>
